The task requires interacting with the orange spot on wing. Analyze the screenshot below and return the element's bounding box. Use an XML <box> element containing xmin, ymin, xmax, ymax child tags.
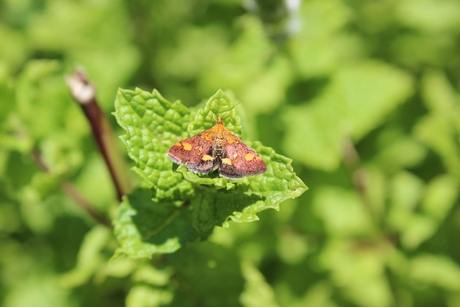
<box><xmin>182</xmin><ymin>142</ymin><xmax>192</xmax><ymax>150</ymax></box>
<box><xmin>244</xmin><ymin>153</ymin><xmax>255</xmax><ymax>161</ymax></box>
<box><xmin>221</xmin><ymin>158</ymin><xmax>232</xmax><ymax>165</ymax></box>
<box><xmin>167</xmin><ymin>116</ymin><xmax>266</xmax><ymax>179</ymax></box>
<box><xmin>202</xmin><ymin>154</ymin><xmax>213</xmax><ymax>161</ymax></box>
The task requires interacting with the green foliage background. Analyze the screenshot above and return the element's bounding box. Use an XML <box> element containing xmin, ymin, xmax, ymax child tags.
<box><xmin>1</xmin><ymin>0</ymin><xmax>460</xmax><ymax>306</ymax></box>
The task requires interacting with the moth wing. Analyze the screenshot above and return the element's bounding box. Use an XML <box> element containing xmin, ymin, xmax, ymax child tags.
<box><xmin>187</xmin><ymin>156</ymin><xmax>216</xmax><ymax>174</ymax></box>
<box><xmin>167</xmin><ymin>133</ymin><xmax>213</xmax><ymax>166</ymax></box>
<box><xmin>220</xmin><ymin>139</ymin><xmax>266</xmax><ymax>179</ymax></box>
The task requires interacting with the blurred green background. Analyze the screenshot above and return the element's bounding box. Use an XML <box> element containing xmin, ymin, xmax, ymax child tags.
<box><xmin>2</xmin><ymin>0</ymin><xmax>460</xmax><ymax>306</ymax></box>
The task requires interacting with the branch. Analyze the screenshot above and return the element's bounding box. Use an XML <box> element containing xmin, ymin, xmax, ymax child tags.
<box><xmin>65</xmin><ymin>68</ymin><xmax>131</xmax><ymax>201</ymax></box>
<box><xmin>341</xmin><ymin>138</ymin><xmax>380</xmax><ymax>231</ymax></box>
<box><xmin>31</xmin><ymin>149</ymin><xmax>111</xmax><ymax>227</ymax></box>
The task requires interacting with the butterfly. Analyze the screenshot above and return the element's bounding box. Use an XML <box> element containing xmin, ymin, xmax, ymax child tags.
<box><xmin>167</xmin><ymin>117</ymin><xmax>266</xmax><ymax>179</ymax></box>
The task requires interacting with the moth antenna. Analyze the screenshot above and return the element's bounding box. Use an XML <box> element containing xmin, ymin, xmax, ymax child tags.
<box><xmin>200</xmin><ymin>100</ymin><xmax>218</xmax><ymax>121</ymax></box>
<box><xmin>220</xmin><ymin>101</ymin><xmax>240</xmax><ymax>118</ymax></box>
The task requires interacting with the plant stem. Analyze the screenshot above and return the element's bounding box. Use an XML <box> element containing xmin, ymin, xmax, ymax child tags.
<box><xmin>65</xmin><ymin>68</ymin><xmax>131</xmax><ymax>202</ymax></box>
<box><xmin>342</xmin><ymin>138</ymin><xmax>381</xmax><ymax>233</ymax></box>
<box><xmin>31</xmin><ymin>149</ymin><xmax>111</xmax><ymax>227</ymax></box>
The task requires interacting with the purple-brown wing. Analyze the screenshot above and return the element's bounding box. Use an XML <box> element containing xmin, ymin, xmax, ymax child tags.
<box><xmin>167</xmin><ymin>133</ymin><xmax>213</xmax><ymax>167</ymax></box>
<box><xmin>219</xmin><ymin>140</ymin><xmax>266</xmax><ymax>179</ymax></box>
<box><xmin>187</xmin><ymin>157</ymin><xmax>216</xmax><ymax>174</ymax></box>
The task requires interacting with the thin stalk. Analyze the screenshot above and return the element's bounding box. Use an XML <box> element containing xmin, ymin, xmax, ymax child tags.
<box><xmin>65</xmin><ymin>68</ymin><xmax>131</xmax><ymax>201</ymax></box>
<box><xmin>32</xmin><ymin>149</ymin><xmax>111</xmax><ymax>227</ymax></box>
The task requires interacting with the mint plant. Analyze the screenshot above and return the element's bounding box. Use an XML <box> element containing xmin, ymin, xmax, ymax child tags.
<box><xmin>113</xmin><ymin>88</ymin><xmax>307</xmax><ymax>257</ymax></box>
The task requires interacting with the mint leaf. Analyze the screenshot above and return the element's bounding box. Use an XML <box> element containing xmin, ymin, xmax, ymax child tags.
<box><xmin>409</xmin><ymin>254</ymin><xmax>460</xmax><ymax>291</ymax></box>
<box><xmin>187</xmin><ymin>89</ymin><xmax>242</xmax><ymax>136</ymax></box>
<box><xmin>188</xmin><ymin>141</ymin><xmax>307</xmax><ymax>231</ymax></box>
<box><xmin>113</xmin><ymin>187</ymin><xmax>202</xmax><ymax>258</ymax></box>
<box><xmin>415</xmin><ymin>70</ymin><xmax>460</xmax><ymax>175</ymax></box>
<box><xmin>178</xmin><ymin>91</ymin><xmax>306</xmax><ymax>227</ymax></box>
<box><xmin>113</xmin><ymin>88</ymin><xmax>194</xmax><ymax>201</ymax></box>
<box><xmin>240</xmin><ymin>261</ymin><xmax>279</xmax><ymax>307</ymax></box>
<box><xmin>113</xmin><ymin>88</ymin><xmax>307</xmax><ymax>257</ymax></box>
<box><xmin>60</xmin><ymin>226</ymin><xmax>112</xmax><ymax>287</ymax></box>
<box><xmin>284</xmin><ymin>60</ymin><xmax>413</xmax><ymax>171</ymax></box>
<box><xmin>179</xmin><ymin>91</ymin><xmax>307</xmax><ymax>222</ymax></box>
<box><xmin>167</xmin><ymin>242</ymin><xmax>245</xmax><ymax>306</ymax></box>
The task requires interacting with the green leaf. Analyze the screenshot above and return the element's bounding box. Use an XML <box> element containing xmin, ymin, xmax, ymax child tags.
<box><xmin>422</xmin><ymin>174</ymin><xmax>459</xmax><ymax>221</ymax></box>
<box><xmin>333</xmin><ymin>61</ymin><xmax>414</xmax><ymax>140</ymax></box>
<box><xmin>27</xmin><ymin>0</ymin><xmax>140</xmax><ymax>105</ymax></box>
<box><xmin>372</xmin><ymin>131</ymin><xmax>427</xmax><ymax>172</ymax></box>
<box><xmin>283</xmin><ymin>101</ymin><xmax>343</xmax><ymax>171</ymax></box>
<box><xmin>16</xmin><ymin>60</ymin><xmax>77</xmax><ymax>140</ymax></box>
<box><xmin>182</xmin><ymin>91</ymin><xmax>307</xmax><ymax>214</ymax></box>
<box><xmin>320</xmin><ymin>240</ymin><xmax>393</xmax><ymax>307</ymax></box>
<box><xmin>400</xmin><ymin>214</ymin><xmax>437</xmax><ymax>250</ymax></box>
<box><xmin>415</xmin><ymin>70</ymin><xmax>460</xmax><ymax>175</ymax></box>
<box><xmin>167</xmin><ymin>242</ymin><xmax>245</xmax><ymax>306</ymax></box>
<box><xmin>240</xmin><ymin>261</ymin><xmax>279</xmax><ymax>307</ymax></box>
<box><xmin>126</xmin><ymin>264</ymin><xmax>173</xmax><ymax>307</ymax></box>
<box><xmin>293</xmin><ymin>283</ymin><xmax>336</xmax><ymax>307</ymax></box>
<box><xmin>126</xmin><ymin>284</ymin><xmax>173</xmax><ymax>307</ymax></box>
<box><xmin>387</xmin><ymin>172</ymin><xmax>458</xmax><ymax>250</ymax></box>
<box><xmin>113</xmin><ymin>187</ymin><xmax>202</xmax><ymax>258</ymax></box>
<box><xmin>414</xmin><ymin>115</ymin><xmax>460</xmax><ymax>175</ymax></box>
<box><xmin>4</xmin><ymin>274</ymin><xmax>73</xmax><ymax>307</ymax></box>
<box><xmin>186</xmin><ymin>89</ymin><xmax>242</xmax><ymax>136</ymax></box>
<box><xmin>421</xmin><ymin>70</ymin><xmax>458</xmax><ymax>116</ymax></box>
<box><xmin>60</xmin><ymin>226</ymin><xmax>113</xmax><ymax>288</ymax></box>
<box><xmin>396</xmin><ymin>0</ymin><xmax>460</xmax><ymax>33</ymax></box>
<box><xmin>276</xmin><ymin>229</ymin><xmax>309</xmax><ymax>265</ymax></box>
<box><xmin>113</xmin><ymin>87</ymin><xmax>194</xmax><ymax>201</ymax></box>
<box><xmin>395</xmin><ymin>174</ymin><xmax>459</xmax><ymax>250</ymax></box>
<box><xmin>0</xmin><ymin>26</ymin><xmax>29</xmax><ymax>73</ymax></box>
<box><xmin>313</xmin><ymin>186</ymin><xmax>376</xmax><ymax>237</ymax></box>
<box><xmin>239</xmin><ymin>56</ymin><xmax>293</xmax><ymax>115</ymax></box>
<box><xmin>409</xmin><ymin>254</ymin><xmax>460</xmax><ymax>291</ymax></box>
<box><xmin>114</xmin><ymin>88</ymin><xmax>307</xmax><ymax>244</ymax></box>
<box><xmin>283</xmin><ymin>60</ymin><xmax>413</xmax><ymax>171</ymax></box>
<box><xmin>198</xmin><ymin>17</ymin><xmax>274</xmax><ymax>92</ymax></box>
<box><xmin>185</xmin><ymin>141</ymin><xmax>306</xmax><ymax>230</ymax></box>
<box><xmin>289</xmin><ymin>0</ymin><xmax>356</xmax><ymax>78</ymax></box>
<box><xmin>387</xmin><ymin>171</ymin><xmax>424</xmax><ymax>233</ymax></box>
<box><xmin>13</xmin><ymin>60</ymin><xmax>89</xmax><ymax>177</ymax></box>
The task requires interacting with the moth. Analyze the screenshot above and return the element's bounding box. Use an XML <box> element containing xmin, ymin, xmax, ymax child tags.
<box><xmin>167</xmin><ymin>117</ymin><xmax>266</xmax><ymax>179</ymax></box>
